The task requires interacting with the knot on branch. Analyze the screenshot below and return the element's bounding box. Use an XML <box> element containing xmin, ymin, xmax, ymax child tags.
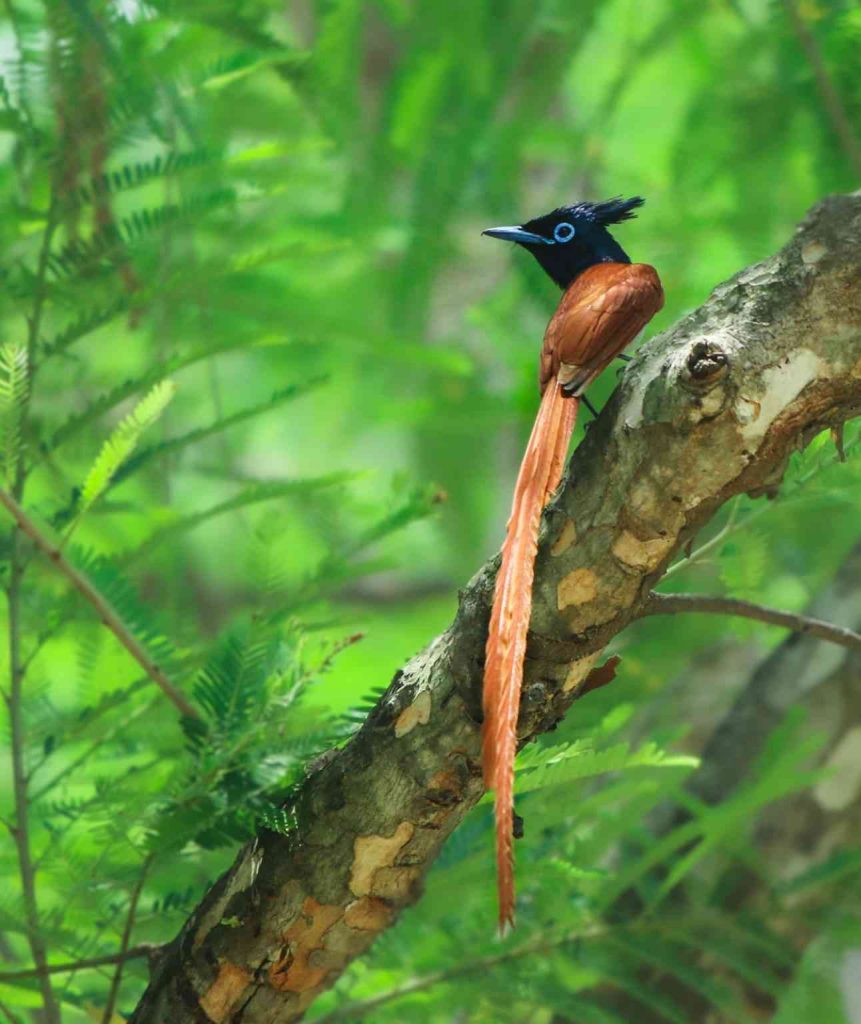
<box><xmin>650</xmin><ymin>336</ymin><xmax>732</xmax><ymax>426</ymax></box>
<box><xmin>684</xmin><ymin>340</ymin><xmax>730</xmax><ymax>388</ymax></box>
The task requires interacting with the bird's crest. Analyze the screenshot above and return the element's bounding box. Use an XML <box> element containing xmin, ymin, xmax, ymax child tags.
<box><xmin>533</xmin><ymin>195</ymin><xmax>645</xmax><ymax>230</ymax></box>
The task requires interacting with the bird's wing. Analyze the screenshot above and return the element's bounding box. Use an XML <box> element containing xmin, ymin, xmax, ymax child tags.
<box><xmin>539</xmin><ymin>263</ymin><xmax>664</xmax><ymax>392</ymax></box>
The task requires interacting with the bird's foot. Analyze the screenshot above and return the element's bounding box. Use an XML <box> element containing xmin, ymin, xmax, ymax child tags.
<box><xmin>581</xmin><ymin>395</ymin><xmax>599</xmax><ymax>420</ymax></box>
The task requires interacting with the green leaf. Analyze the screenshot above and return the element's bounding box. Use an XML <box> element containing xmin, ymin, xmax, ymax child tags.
<box><xmin>113</xmin><ymin>378</ymin><xmax>327</xmax><ymax>485</ymax></box>
<box><xmin>719</xmin><ymin>529</ymin><xmax>768</xmax><ymax>596</ymax></box>
<box><xmin>779</xmin><ymin>843</ymin><xmax>861</xmax><ymax>895</ymax></box>
<box><xmin>80</xmin><ymin>379</ymin><xmax>176</xmax><ymax>512</ymax></box>
<box><xmin>513</xmin><ymin>741</ymin><xmax>698</xmax><ymax>795</ymax></box>
<box><xmin>128</xmin><ymin>473</ymin><xmax>356</xmax><ymax>559</ymax></box>
<box><xmin>46</xmin><ymin>333</ymin><xmax>270</xmax><ymax>453</ymax></box>
<box><xmin>68</xmin><ymin>549</ymin><xmax>178</xmax><ymax>674</ymax></box>
<box><xmin>201</xmin><ymin>50</ymin><xmax>303</xmax><ymax>91</ymax></box>
<box><xmin>0</xmin><ymin>342</ymin><xmax>28</xmax><ymax>485</ymax></box>
<box><xmin>607</xmin><ymin>932</ymin><xmax>755</xmax><ymax>1023</ymax></box>
<box><xmin>47</xmin><ymin>190</ymin><xmax>236</xmax><ymax>282</ymax></box>
<box><xmin>773</xmin><ymin>925</ymin><xmax>857</xmax><ymax>1024</ymax></box>
<box><xmin>39</xmin><ymin>298</ymin><xmax>127</xmax><ymax>361</ymax></box>
<box><xmin>63</xmin><ymin>150</ymin><xmax>214</xmax><ymax>208</ymax></box>
<box><xmin>586</xmin><ymin>947</ymin><xmax>690</xmax><ymax>1024</ymax></box>
<box><xmin>259</xmin><ymin>805</ymin><xmax>296</xmax><ymax>837</ymax></box>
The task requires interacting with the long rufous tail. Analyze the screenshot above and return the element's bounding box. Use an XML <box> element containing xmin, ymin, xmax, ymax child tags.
<box><xmin>482</xmin><ymin>380</ymin><xmax>578</xmax><ymax>931</ymax></box>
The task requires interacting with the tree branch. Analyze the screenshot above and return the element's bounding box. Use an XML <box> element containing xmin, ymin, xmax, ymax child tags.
<box><xmin>102</xmin><ymin>857</ymin><xmax>153</xmax><ymax>1024</ymax></box>
<box><xmin>5</xmin><ymin>546</ymin><xmax>58</xmax><ymax>1024</ymax></box>
<box><xmin>0</xmin><ymin>945</ymin><xmax>157</xmax><ymax>982</ymax></box>
<box><xmin>4</xmin><ymin>199</ymin><xmax>62</xmax><ymax>1024</ymax></box>
<box><xmin>130</xmin><ymin>192</ymin><xmax>861</xmax><ymax>1023</ymax></box>
<box><xmin>0</xmin><ymin>488</ymin><xmax>199</xmax><ymax>719</ymax></box>
<box><xmin>641</xmin><ymin>591</ymin><xmax>861</xmax><ymax>651</ymax></box>
<box><xmin>312</xmin><ymin>924</ymin><xmax>608</xmax><ymax>1023</ymax></box>
<box><xmin>783</xmin><ymin>0</ymin><xmax>861</xmax><ymax>179</ymax></box>
<box><xmin>0</xmin><ymin>1000</ymin><xmax>22</xmax><ymax>1024</ymax></box>
<box><xmin>659</xmin><ymin>536</ymin><xmax>861</xmax><ymax>814</ymax></box>
<box><xmin>605</xmin><ymin>539</ymin><xmax>861</xmax><ymax>1020</ymax></box>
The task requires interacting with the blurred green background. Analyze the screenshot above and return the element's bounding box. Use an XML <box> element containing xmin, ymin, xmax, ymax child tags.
<box><xmin>1</xmin><ymin>0</ymin><xmax>860</xmax><ymax>1021</ymax></box>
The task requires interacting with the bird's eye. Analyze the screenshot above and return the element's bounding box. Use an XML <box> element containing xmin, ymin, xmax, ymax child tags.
<box><xmin>553</xmin><ymin>221</ymin><xmax>576</xmax><ymax>243</ymax></box>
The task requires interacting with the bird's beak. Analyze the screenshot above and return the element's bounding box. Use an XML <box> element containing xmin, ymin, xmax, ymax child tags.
<box><xmin>481</xmin><ymin>225</ymin><xmax>552</xmax><ymax>245</ymax></box>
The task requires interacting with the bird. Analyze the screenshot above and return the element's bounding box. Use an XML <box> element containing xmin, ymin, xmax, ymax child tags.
<box><xmin>481</xmin><ymin>196</ymin><xmax>664</xmax><ymax>931</ymax></box>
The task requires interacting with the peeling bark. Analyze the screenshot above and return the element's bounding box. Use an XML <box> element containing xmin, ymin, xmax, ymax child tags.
<box><xmin>130</xmin><ymin>192</ymin><xmax>861</xmax><ymax>1023</ymax></box>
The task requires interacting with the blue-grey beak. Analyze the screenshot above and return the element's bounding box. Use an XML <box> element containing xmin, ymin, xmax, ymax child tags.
<box><xmin>481</xmin><ymin>225</ymin><xmax>552</xmax><ymax>245</ymax></box>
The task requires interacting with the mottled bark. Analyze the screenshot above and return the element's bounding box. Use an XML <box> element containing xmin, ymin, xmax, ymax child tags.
<box><xmin>131</xmin><ymin>192</ymin><xmax>861</xmax><ymax>1023</ymax></box>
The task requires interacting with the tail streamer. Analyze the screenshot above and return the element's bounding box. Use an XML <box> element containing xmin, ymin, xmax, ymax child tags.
<box><xmin>482</xmin><ymin>381</ymin><xmax>578</xmax><ymax>931</ymax></box>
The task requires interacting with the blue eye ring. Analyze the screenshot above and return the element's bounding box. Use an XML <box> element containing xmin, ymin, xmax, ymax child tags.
<box><xmin>553</xmin><ymin>221</ymin><xmax>576</xmax><ymax>243</ymax></box>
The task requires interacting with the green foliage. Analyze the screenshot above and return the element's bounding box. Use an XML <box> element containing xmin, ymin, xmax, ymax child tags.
<box><xmin>311</xmin><ymin>710</ymin><xmax>852</xmax><ymax>1024</ymax></box>
<box><xmin>64</xmin><ymin>149</ymin><xmax>216</xmax><ymax>207</ymax></box>
<box><xmin>79</xmin><ymin>379</ymin><xmax>176</xmax><ymax>513</ymax></box>
<box><xmin>513</xmin><ymin>738</ymin><xmax>698</xmax><ymax>794</ymax></box>
<box><xmin>113</xmin><ymin>377</ymin><xmax>328</xmax><ymax>485</ymax></box>
<box><xmin>0</xmin><ymin>342</ymin><xmax>28</xmax><ymax>485</ymax></box>
<box><xmin>0</xmin><ymin>0</ymin><xmax>859</xmax><ymax>1022</ymax></box>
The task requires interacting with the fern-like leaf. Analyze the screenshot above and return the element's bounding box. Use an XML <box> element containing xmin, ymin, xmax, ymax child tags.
<box><xmin>514</xmin><ymin>741</ymin><xmax>698</xmax><ymax>795</ymax></box>
<box><xmin>0</xmin><ymin>343</ymin><xmax>29</xmax><ymax>485</ymax></box>
<box><xmin>129</xmin><ymin>473</ymin><xmax>356</xmax><ymax>559</ymax></box>
<box><xmin>259</xmin><ymin>805</ymin><xmax>297</xmax><ymax>837</ymax></box>
<box><xmin>39</xmin><ymin>298</ymin><xmax>128</xmax><ymax>361</ymax></box>
<box><xmin>64</xmin><ymin>149</ymin><xmax>214</xmax><ymax>207</ymax></box>
<box><xmin>80</xmin><ymin>379</ymin><xmax>176</xmax><ymax>512</ymax></box>
<box><xmin>47</xmin><ymin>190</ymin><xmax>235</xmax><ymax>282</ymax></box>
<box><xmin>607</xmin><ymin>932</ymin><xmax>755</xmax><ymax>1023</ymax></box>
<box><xmin>47</xmin><ymin>332</ymin><xmax>260</xmax><ymax>453</ymax></box>
<box><xmin>114</xmin><ymin>378</ymin><xmax>327</xmax><ymax>485</ymax></box>
<box><xmin>69</xmin><ymin>548</ymin><xmax>178</xmax><ymax>673</ymax></box>
<box><xmin>192</xmin><ymin>630</ymin><xmax>273</xmax><ymax>736</ymax></box>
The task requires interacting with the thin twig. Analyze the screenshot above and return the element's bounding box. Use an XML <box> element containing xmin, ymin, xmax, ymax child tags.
<box><xmin>0</xmin><ymin>945</ymin><xmax>156</xmax><ymax>982</ymax></box>
<box><xmin>2</xmin><ymin>0</ymin><xmax>35</xmax><ymax>135</ymax></box>
<box><xmin>29</xmin><ymin>692</ymin><xmax>155</xmax><ymax>805</ymax></box>
<box><xmin>662</xmin><ymin>498</ymin><xmax>741</xmax><ymax>580</ymax></box>
<box><xmin>311</xmin><ymin>925</ymin><xmax>607</xmax><ymax>1024</ymax></box>
<box><xmin>783</xmin><ymin>0</ymin><xmax>861</xmax><ymax>178</ymax></box>
<box><xmin>0</xmin><ymin>1000</ymin><xmax>22</xmax><ymax>1024</ymax></box>
<box><xmin>34</xmin><ymin>760</ymin><xmax>160</xmax><ymax>872</ymax></box>
<box><xmin>25</xmin><ymin>201</ymin><xmax>58</xmax><ymax>372</ymax></box>
<box><xmin>4</xmin><ymin>553</ymin><xmax>60</xmax><ymax>1024</ymax></box>
<box><xmin>2</xmin><ymin>190</ymin><xmax>62</xmax><ymax>1024</ymax></box>
<box><xmin>0</xmin><ymin>487</ymin><xmax>199</xmax><ymax>718</ymax></box>
<box><xmin>641</xmin><ymin>592</ymin><xmax>861</xmax><ymax>651</ymax></box>
<box><xmin>101</xmin><ymin>857</ymin><xmax>153</xmax><ymax>1024</ymax></box>
<box><xmin>663</xmin><ymin>425</ymin><xmax>861</xmax><ymax>581</ymax></box>
<box><xmin>5</xmin><ymin>547</ymin><xmax>61</xmax><ymax>1024</ymax></box>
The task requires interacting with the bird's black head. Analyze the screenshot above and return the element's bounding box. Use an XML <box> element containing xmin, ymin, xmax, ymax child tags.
<box><xmin>482</xmin><ymin>196</ymin><xmax>645</xmax><ymax>290</ymax></box>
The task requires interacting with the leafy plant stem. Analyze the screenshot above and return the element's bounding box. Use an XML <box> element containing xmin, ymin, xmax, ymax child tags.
<box><xmin>0</xmin><ymin>1000</ymin><xmax>22</xmax><ymax>1024</ymax></box>
<box><xmin>0</xmin><ymin>487</ymin><xmax>199</xmax><ymax>719</ymax></box>
<box><xmin>101</xmin><ymin>855</ymin><xmax>153</xmax><ymax>1024</ymax></box>
<box><xmin>29</xmin><ymin>693</ymin><xmax>156</xmax><ymax>805</ymax></box>
<box><xmin>26</xmin><ymin>200</ymin><xmax>59</xmax><ymax>372</ymax></box>
<box><xmin>662</xmin><ymin>496</ymin><xmax>741</xmax><ymax>580</ymax></box>
<box><xmin>4</xmin><ymin>534</ymin><xmax>61</xmax><ymax>1024</ymax></box>
<box><xmin>783</xmin><ymin>0</ymin><xmax>861</xmax><ymax>178</ymax></box>
<box><xmin>662</xmin><ymin>426</ymin><xmax>860</xmax><ymax>581</ymax></box>
<box><xmin>3</xmin><ymin>198</ymin><xmax>62</xmax><ymax>1024</ymax></box>
<box><xmin>311</xmin><ymin>923</ymin><xmax>612</xmax><ymax>1023</ymax></box>
<box><xmin>641</xmin><ymin>592</ymin><xmax>861</xmax><ymax>650</ymax></box>
<box><xmin>0</xmin><ymin>945</ymin><xmax>156</xmax><ymax>982</ymax></box>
